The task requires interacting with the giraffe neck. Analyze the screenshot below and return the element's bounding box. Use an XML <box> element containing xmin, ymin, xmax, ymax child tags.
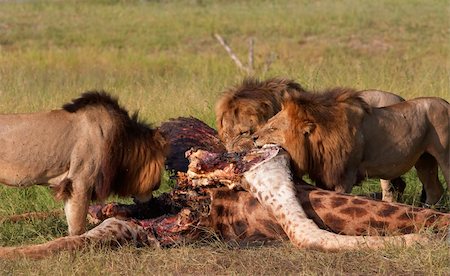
<box><xmin>243</xmin><ymin>150</ymin><xmax>429</xmax><ymax>251</ymax></box>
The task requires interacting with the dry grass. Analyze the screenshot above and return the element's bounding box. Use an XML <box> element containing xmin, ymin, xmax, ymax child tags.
<box><xmin>0</xmin><ymin>241</ymin><xmax>449</xmax><ymax>275</ymax></box>
<box><xmin>0</xmin><ymin>0</ymin><xmax>449</xmax><ymax>274</ymax></box>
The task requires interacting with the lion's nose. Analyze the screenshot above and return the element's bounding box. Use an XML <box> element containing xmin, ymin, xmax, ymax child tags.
<box><xmin>251</xmin><ymin>133</ymin><xmax>259</xmax><ymax>142</ymax></box>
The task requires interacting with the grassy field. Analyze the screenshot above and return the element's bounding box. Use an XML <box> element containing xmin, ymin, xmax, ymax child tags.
<box><xmin>0</xmin><ymin>0</ymin><xmax>449</xmax><ymax>274</ymax></box>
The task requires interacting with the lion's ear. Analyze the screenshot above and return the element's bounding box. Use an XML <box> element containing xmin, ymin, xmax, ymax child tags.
<box><xmin>302</xmin><ymin>122</ymin><xmax>316</xmax><ymax>136</ymax></box>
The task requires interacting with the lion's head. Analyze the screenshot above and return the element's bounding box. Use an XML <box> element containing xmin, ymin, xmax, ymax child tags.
<box><xmin>215</xmin><ymin>78</ymin><xmax>305</xmax><ymax>151</ymax></box>
<box><xmin>111</xmin><ymin>124</ymin><xmax>168</xmax><ymax>203</ymax></box>
<box><xmin>253</xmin><ymin>88</ymin><xmax>370</xmax><ymax>190</ymax></box>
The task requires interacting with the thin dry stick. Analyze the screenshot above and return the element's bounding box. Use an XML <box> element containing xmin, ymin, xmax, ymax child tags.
<box><xmin>214</xmin><ymin>33</ymin><xmax>250</xmax><ymax>74</ymax></box>
<box><xmin>0</xmin><ymin>210</ymin><xmax>64</xmax><ymax>223</ymax></box>
<box><xmin>263</xmin><ymin>52</ymin><xmax>277</xmax><ymax>74</ymax></box>
<box><xmin>248</xmin><ymin>37</ymin><xmax>255</xmax><ymax>73</ymax></box>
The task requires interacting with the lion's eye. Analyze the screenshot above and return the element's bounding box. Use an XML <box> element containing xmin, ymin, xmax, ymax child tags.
<box><xmin>240</xmin><ymin>130</ymin><xmax>250</xmax><ymax>136</ymax></box>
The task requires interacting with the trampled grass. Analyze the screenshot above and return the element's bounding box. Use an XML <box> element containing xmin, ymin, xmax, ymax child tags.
<box><xmin>0</xmin><ymin>0</ymin><xmax>449</xmax><ymax>274</ymax></box>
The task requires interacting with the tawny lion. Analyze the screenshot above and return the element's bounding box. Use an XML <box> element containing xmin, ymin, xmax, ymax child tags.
<box><xmin>253</xmin><ymin>88</ymin><xmax>450</xmax><ymax>205</ymax></box>
<box><xmin>0</xmin><ymin>92</ymin><xmax>167</xmax><ymax>235</ymax></box>
<box><xmin>215</xmin><ymin>78</ymin><xmax>407</xmax><ymax>202</ymax></box>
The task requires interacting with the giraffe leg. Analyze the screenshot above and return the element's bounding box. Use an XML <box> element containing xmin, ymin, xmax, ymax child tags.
<box><xmin>243</xmin><ymin>151</ymin><xmax>430</xmax><ymax>252</ymax></box>
<box><xmin>0</xmin><ymin>218</ymin><xmax>156</xmax><ymax>259</ymax></box>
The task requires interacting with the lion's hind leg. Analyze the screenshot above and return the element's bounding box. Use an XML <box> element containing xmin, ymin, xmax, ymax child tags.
<box><xmin>415</xmin><ymin>153</ymin><xmax>445</xmax><ymax>205</ymax></box>
<box><xmin>0</xmin><ymin>218</ymin><xmax>154</xmax><ymax>259</ymax></box>
<box><xmin>424</xmin><ymin>103</ymin><xmax>450</xmax><ymax>200</ymax></box>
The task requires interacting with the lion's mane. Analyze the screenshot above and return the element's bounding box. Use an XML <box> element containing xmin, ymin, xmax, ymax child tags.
<box><xmin>62</xmin><ymin>91</ymin><xmax>167</xmax><ymax>201</ymax></box>
<box><xmin>283</xmin><ymin>88</ymin><xmax>371</xmax><ymax>189</ymax></box>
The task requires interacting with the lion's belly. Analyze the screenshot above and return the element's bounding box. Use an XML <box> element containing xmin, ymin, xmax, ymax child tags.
<box><xmin>0</xmin><ymin>112</ymin><xmax>75</xmax><ymax>187</ymax></box>
<box><xmin>0</xmin><ymin>160</ymin><xmax>70</xmax><ymax>187</ymax></box>
<box><xmin>360</xmin><ymin>109</ymin><xmax>428</xmax><ymax>179</ymax></box>
<box><xmin>359</xmin><ymin>158</ymin><xmax>419</xmax><ymax>180</ymax></box>
<box><xmin>0</xmin><ymin>138</ymin><xmax>72</xmax><ymax>187</ymax></box>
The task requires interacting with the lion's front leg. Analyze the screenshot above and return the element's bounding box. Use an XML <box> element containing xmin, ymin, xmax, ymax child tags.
<box><xmin>64</xmin><ymin>183</ymin><xmax>91</xmax><ymax>235</ymax></box>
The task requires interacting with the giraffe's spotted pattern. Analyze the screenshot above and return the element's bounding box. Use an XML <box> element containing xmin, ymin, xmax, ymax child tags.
<box><xmin>243</xmin><ymin>148</ymin><xmax>431</xmax><ymax>251</ymax></box>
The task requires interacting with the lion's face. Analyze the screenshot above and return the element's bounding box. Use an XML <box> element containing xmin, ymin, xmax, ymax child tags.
<box><xmin>253</xmin><ymin>101</ymin><xmax>314</xmax><ymax>177</ymax></box>
<box><xmin>252</xmin><ymin>109</ymin><xmax>290</xmax><ymax>148</ymax></box>
<box><xmin>218</xmin><ymin>105</ymin><xmax>275</xmax><ymax>152</ymax></box>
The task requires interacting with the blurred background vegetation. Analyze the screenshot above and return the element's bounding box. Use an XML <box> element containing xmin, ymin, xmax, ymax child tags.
<box><xmin>0</xmin><ymin>0</ymin><xmax>448</xmax><ymax>273</ymax></box>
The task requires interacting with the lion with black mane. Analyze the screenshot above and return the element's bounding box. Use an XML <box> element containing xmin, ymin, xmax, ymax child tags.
<box><xmin>215</xmin><ymin>78</ymin><xmax>306</xmax><ymax>151</ymax></box>
<box><xmin>253</xmin><ymin>88</ymin><xmax>450</xmax><ymax>204</ymax></box>
<box><xmin>0</xmin><ymin>92</ymin><xmax>167</xmax><ymax>235</ymax></box>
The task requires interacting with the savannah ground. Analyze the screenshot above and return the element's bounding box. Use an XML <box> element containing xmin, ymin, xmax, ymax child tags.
<box><xmin>0</xmin><ymin>0</ymin><xmax>449</xmax><ymax>274</ymax></box>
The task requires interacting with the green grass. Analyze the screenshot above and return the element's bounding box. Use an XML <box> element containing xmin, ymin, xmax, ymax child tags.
<box><xmin>0</xmin><ymin>0</ymin><xmax>449</xmax><ymax>274</ymax></box>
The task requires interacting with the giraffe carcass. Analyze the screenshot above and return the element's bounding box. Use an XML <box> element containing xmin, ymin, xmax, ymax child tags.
<box><xmin>1</xmin><ymin>145</ymin><xmax>449</xmax><ymax>258</ymax></box>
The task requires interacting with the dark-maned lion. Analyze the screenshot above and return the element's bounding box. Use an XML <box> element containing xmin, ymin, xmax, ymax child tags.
<box><xmin>215</xmin><ymin>78</ymin><xmax>407</xmax><ymax>202</ymax></box>
<box><xmin>253</xmin><ymin>88</ymin><xmax>449</xmax><ymax>204</ymax></box>
<box><xmin>0</xmin><ymin>92</ymin><xmax>167</xmax><ymax>235</ymax></box>
<box><xmin>215</xmin><ymin>78</ymin><xmax>306</xmax><ymax>151</ymax></box>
